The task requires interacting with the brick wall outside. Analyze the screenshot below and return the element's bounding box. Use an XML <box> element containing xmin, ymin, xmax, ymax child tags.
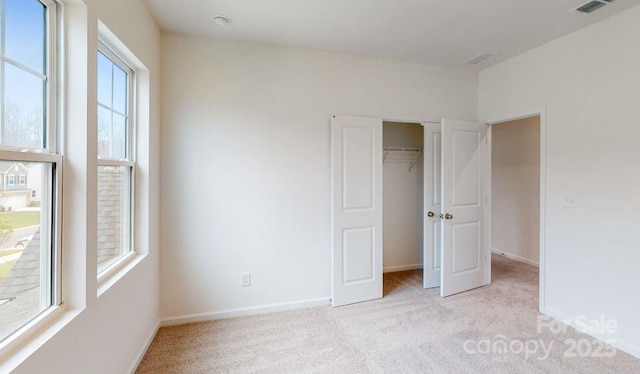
<box><xmin>97</xmin><ymin>166</ymin><xmax>126</xmax><ymax>269</ymax></box>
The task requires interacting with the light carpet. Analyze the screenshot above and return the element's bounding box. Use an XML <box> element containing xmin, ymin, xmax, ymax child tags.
<box><xmin>137</xmin><ymin>255</ymin><xmax>640</xmax><ymax>373</ymax></box>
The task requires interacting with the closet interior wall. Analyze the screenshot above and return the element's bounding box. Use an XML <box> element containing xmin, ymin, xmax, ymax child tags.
<box><xmin>382</xmin><ymin>122</ymin><xmax>424</xmax><ymax>273</ymax></box>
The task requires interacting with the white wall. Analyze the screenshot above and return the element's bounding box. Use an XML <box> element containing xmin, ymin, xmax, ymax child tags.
<box><xmin>491</xmin><ymin>117</ymin><xmax>540</xmax><ymax>266</ymax></box>
<box><xmin>383</xmin><ymin>122</ymin><xmax>424</xmax><ymax>272</ymax></box>
<box><xmin>5</xmin><ymin>0</ymin><xmax>161</xmax><ymax>372</ymax></box>
<box><xmin>160</xmin><ymin>34</ymin><xmax>477</xmax><ymax>321</ymax></box>
<box><xmin>480</xmin><ymin>4</ymin><xmax>640</xmax><ymax>357</ymax></box>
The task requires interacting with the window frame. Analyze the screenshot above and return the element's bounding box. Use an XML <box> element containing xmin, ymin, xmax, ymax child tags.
<box><xmin>96</xmin><ymin>40</ymin><xmax>134</xmax><ymax>162</ymax></box>
<box><xmin>0</xmin><ymin>0</ymin><xmax>62</xmax><ymax>350</ymax></box>
<box><xmin>95</xmin><ymin>38</ymin><xmax>136</xmax><ymax>278</ymax></box>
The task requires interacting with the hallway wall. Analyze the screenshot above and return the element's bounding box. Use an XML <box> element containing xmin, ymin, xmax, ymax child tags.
<box><xmin>491</xmin><ymin>116</ymin><xmax>540</xmax><ymax>266</ymax></box>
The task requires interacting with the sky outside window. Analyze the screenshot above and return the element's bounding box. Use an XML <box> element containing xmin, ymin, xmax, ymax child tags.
<box><xmin>2</xmin><ymin>0</ymin><xmax>46</xmax><ymax>150</ymax></box>
<box><xmin>97</xmin><ymin>50</ymin><xmax>128</xmax><ymax>160</ymax></box>
<box><xmin>6</xmin><ymin>0</ymin><xmax>45</xmax><ymax>74</ymax></box>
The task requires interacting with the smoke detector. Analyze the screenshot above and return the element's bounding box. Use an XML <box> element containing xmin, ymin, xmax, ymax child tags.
<box><xmin>574</xmin><ymin>0</ymin><xmax>615</xmax><ymax>14</ymax></box>
<box><xmin>212</xmin><ymin>15</ymin><xmax>230</xmax><ymax>27</ymax></box>
<box><xmin>465</xmin><ymin>53</ymin><xmax>496</xmax><ymax>65</ymax></box>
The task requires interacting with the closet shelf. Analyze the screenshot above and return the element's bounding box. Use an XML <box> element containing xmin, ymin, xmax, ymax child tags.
<box><xmin>383</xmin><ymin>147</ymin><xmax>423</xmax><ymax>172</ymax></box>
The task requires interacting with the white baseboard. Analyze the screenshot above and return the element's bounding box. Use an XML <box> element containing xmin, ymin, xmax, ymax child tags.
<box><xmin>542</xmin><ymin>308</ymin><xmax>640</xmax><ymax>360</ymax></box>
<box><xmin>492</xmin><ymin>248</ymin><xmax>539</xmax><ymax>267</ymax></box>
<box><xmin>128</xmin><ymin>320</ymin><xmax>160</xmax><ymax>374</ymax></box>
<box><xmin>159</xmin><ymin>297</ymin><xmax>331</xmax><ymax>327</ymax></box>
<box><xmin>383</xmin><ymin>264</ymin><xmax>423</xmax><ymax>273</ymax></box>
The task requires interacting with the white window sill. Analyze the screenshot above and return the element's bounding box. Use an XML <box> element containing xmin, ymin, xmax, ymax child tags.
<box><xmin>0</xmin><ymin>251</ymin><xmax>148</xmax><ymax>371</ymax></box>
<box><xmin>97</xmin><ymin>251</ymin><xmax>147</xmax><ymax>297</ymax></box>
<box><xmin>0</xmin><ymin>304</ymin><xmax>83</xmax><ymax>373</ymax></box>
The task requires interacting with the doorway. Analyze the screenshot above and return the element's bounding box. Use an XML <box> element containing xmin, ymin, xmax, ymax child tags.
<box><xmin>382</xmin><ymin>122</ymin><xmax>424</xmax><ymax>275</ymax></box>
<box><xmin>488</xmin><ymin>112</ymin><xmax>546</xmax><ymax>311</ymax></box>
<box><xmin>491</xmin><ymin>116</ymin><xmax>541</xmax><ymax>267</ymax></box>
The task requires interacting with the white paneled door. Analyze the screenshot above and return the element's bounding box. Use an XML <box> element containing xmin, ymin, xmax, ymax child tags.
<box><xmin>423</xmin><ymin>123</ymin><xmax>442</xmax><ymax>289</ymax></box>
<box><xmin>331</xmin><ymin>115</ymin><xmax>383</xmax><ymax>307</ymax></box>
<box><xmin>440</xmin><ymin>119</ymin><xmax>489</xmax><ymax>297</ymax></box>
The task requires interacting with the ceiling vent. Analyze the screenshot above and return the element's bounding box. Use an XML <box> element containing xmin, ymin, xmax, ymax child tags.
<box><xmin>575</xmin><ymin>0</ymin><xmax>614</xmax><ymax>14</ymax></box>
<box><xmin>465</xmin><ymin>53</ymin><xmax>496</xmax><ymax>65</ymax></box>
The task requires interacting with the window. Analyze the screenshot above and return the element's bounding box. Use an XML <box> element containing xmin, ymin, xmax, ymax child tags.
<box><xmin>96</xmin><ymin>42</ymin><xmax>134</xmax><ymax>274</ymax></box>
<box><xmin>0</xmin><ymin>0</ymin><xmax>60</xmax><ymax>344</ymax></box>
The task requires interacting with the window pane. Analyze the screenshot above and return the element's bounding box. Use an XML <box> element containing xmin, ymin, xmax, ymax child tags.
<box><xmin>97</xmin><ymin>165</ymin><xmax>130</xmax><ymax>273</ymax></box>
<box><xmin>97</xmin><ymin>52</ymin><xmax>113</xmax><ymax>108</ymax></box>
<box><xmin>97</xmin><ymin>106</ymin><xmax>112</xmax><ymax>158</ymax></box>
<box><xmin>5</xmin><ymin>0</ymin><xmax>46</xmax><ymax>74</ymax></box>
<box><xmin>112</xmin><ymin>113</ymin><xmax>126</xmax><ymax>159</ymax></box>
<box><xmin>112</xmin><ymin>66</ymin><xmax>127</xmax><ymax>115</ymax></box>
<box><xmin>0</xmin><ymin>161</ymin><xmax>52</xmax><ymax>342</ymax></box>
<box><xmin>4</xmin><ymin>64</ymin><xmax>45</xmax><ymax>149</ymax></box>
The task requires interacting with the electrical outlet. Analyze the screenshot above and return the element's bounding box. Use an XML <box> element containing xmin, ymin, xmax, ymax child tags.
<box><xmin>241</xmin><ymin>272</ymin><xmax>251</xmax><ymax>287</ymax></box>
<box><xmin>563</xmin><ymin>194</ymin><xmax>578</xmax><ymax>209</ymax></box>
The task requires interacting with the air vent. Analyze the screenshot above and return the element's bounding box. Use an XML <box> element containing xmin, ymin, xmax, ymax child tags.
<box><xmin>575</xmin><ymin>0</ymin><xmax>612</xmax><ymax>14</ymax></box>
<box><xmin>465</xmin><ymin>53</ymin><xmax>496</xmax><ymax>65</ymax></box>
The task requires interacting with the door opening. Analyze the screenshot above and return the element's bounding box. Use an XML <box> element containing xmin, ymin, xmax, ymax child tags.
<box><xmin>331</xmin><ymin>115</ymin><xmax>491</xmax><ymax>306</ymax></box>
<box><xmin>383</xmin><ymin>119</ymin><xmax>490</xmax><ymax>298</ymax></box>
<box><xmin>382</xmin><ymin>121</ymin><xmax>424</xmax><ymax>277</ymax></box>
<box><xmin>491</xmin><ymin>116</ymin><xmax>541</xmax><ymax>266</ymax></box>
<box><xmin>489</xmin><ymin>114</ymin><xmax>543</xmax><ymax>305</ymax></box>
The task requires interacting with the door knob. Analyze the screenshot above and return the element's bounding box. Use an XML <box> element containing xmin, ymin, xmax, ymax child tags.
<box><xmin>427</xmin><ymin>211</ymin><xmax>435</xmax><ymax>217</ymax></box>
<box><xmin>445</xmin><ymin>213</ymin><xmax>453</xmax><ymax>220</ymax></box>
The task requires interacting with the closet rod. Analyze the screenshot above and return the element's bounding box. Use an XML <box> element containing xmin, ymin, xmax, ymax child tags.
<box><xmin>382</xmin><ymin>117</ymin><xmax>441</xmax><ymax>125</ymax></box>
<box><xmin>383</xmin><ymin>147</ymin><xmax>421</xmax><ymax>161</ymax></box>
<box><xmin>383</xmin><ymin>147</ymin><xmax>422</xmax><ymax>152</ymax></box>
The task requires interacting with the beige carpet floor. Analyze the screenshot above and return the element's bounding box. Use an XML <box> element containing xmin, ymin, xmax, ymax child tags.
<box><xmin>137</xmin><ymin>255</ymin><xmax>640</xmax><ymax>373</ymax></box>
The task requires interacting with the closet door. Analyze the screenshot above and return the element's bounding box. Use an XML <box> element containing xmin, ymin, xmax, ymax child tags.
<box><xmin>423</xmin><ymin>123</ymin><xmax>442</xmax><ymax>288</ymax></box>
<box><xmin>440</xmin><ymin>119</ymin><xmax>489</xmax><ymax>297</ymax></box>
<box><xmin>331</xmin><ymin>115</ymin><xmax>383</xmax><ymax>307</ymax></box>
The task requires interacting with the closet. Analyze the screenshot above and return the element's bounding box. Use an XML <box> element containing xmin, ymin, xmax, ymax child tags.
<box><xmin>331</xmin><ymin>115</ymin><xmax>489</xmax><ymax>307</ymax></box>
<box><xmin>382</xmin><ymin>122</ymin><xmax>424</xmax><ymax>273</ymax></box>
